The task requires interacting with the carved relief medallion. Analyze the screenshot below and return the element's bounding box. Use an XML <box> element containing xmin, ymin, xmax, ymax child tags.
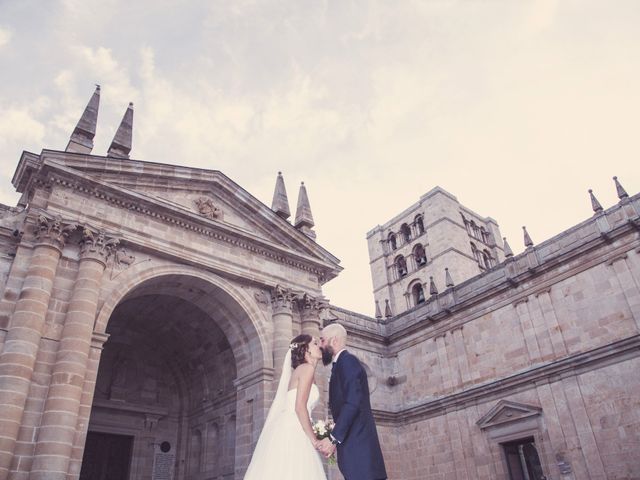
<box><xmin>194</xmin><ymin>197</ymin><xmax>221</xmax><ymax>220</ymax></box>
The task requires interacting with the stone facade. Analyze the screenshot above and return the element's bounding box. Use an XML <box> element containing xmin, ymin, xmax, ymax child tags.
<box><xmin>337</xmin><ymin>185</ymin><xmax>640</xmax><ymax>479</ymax></box>
<box><xmin>367</xmin><ymin>187</ymin><xmax>505</xmax><ymax>316</ymax></box>
<box><xmin>0</xmin><ymin>90</ymin><xmax>638</xmax><ymax>480</ymax></box>
<box><xmin>0</xmin><ymin>141</ymin><xmax>339</xmax><ymax>480</ymax></box>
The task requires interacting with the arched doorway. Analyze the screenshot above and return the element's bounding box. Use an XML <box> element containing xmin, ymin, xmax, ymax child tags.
<box><xmin>80</xmin><ymin>272</ymin><xmax>269</xmax><ymax>480</ymax></box>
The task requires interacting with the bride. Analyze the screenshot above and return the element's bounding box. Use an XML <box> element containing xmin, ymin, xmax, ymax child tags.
<box><xmin>243</xmin><ymin>334</ymin><xmax>327</xmax><ymax>479</ymax></box>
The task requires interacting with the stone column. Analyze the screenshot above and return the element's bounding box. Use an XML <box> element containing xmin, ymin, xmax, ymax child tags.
<box><xmin>0</xmin><ymin>215</ymin><xmax>76</xmax><ymax>478</ymax></box>
<box><xmin>271</xmin><ymin>286</ymin><xmax>293</xmax><ymax>380</ymax></box>
<box><xmin>298</xmin><ymin>294</ymin><xmax>321</xmax><ymax>337</ymax></box>
<box><xmin>29</xmin><ymin>228</ymin><xmax>117</xmax><ymax>480</ymax></box>
<box><xmin>66</xmin><ymin>332</ymin><xmax>108</xmax><ymax>480</ymax></box>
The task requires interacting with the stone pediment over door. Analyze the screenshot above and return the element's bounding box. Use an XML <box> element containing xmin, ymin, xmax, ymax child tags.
<box><xmin>13</xmin><ymin>150</ymin><xmax>342</xmax><ymax>283</ymax></box>
<box><xmin>476</xmin><ymin>400</ymin><xmax>543</xmax><ymax>430</ymax></box>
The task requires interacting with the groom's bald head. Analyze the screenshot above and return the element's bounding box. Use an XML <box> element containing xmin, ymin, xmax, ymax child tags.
<box><xmin>321</xmin><ymin>323</ymin><xmax>347</xmax><ymax>349</ymax></box>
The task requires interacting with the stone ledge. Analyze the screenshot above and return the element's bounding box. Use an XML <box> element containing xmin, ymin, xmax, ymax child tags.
<box><xmin>373</xmin><ymin>334</ymin><xmax>640</xmax><ymax>426</ymax></box>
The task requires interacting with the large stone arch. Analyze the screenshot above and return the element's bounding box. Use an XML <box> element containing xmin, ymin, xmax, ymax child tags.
<box><xmin>78</xmin><ymin>263</ymin><xmax>276</xmax><ymax>479</ymax></box>
<box><xmin>94</xmin><ymin>262</ymin><xmax>272</xmax><ymax>377</ymax></box>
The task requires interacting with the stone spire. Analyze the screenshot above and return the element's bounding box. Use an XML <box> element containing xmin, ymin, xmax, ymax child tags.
<box><xmin>294</xmin><ymin>182</ymin><xmax>316</xmax><ymax>239</ymax></box>
<box><xmin>522</xmin><ymin>226</ymin><xmax>534</xmax><ymax>248</ymax></box>
<box><xmin>65</xmin><ymin>85</ymin><xmax>100</xmax><ymax>154</ymax></box>
<box><xmin>589</xmin><ymin>189</ymin><xmax>603</xmax><ymax>213</ymax></box>
<box><xmin>503</xmin><ymin>237</ymin><xmax>514</xmax><ymax>258</ymax></box>
<box><xmin>429</xmin><ymin>276</ymin><xmax>438</xmax><ymax>296</ymax></box>
<box><xmin>107</xmin><ymin>102</ymin><xmax>134</xmax><ymax>158</ymax></box>
<box><xmin>445</xmin><ymin>268</ymin><xmax>454</xmax><ymax>288</ymax></box>
<box><xmin>613</xmin><ymin>176</ymin><xmax>629</xmax><ymax>200</ymax></box>
<box><xmin>374</xmin><ymin>300</ymin><xmax>382</xmax><ymax>319</ymax></box>
<box><xmin>271</xmin><ymin>172</ymin><xmax>291</xmax><ymax>220</ymax></box>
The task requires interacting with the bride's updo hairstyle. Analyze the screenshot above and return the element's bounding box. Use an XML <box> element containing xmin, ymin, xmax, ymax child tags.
<box><xmin>289</xmin><ymin>334</ymin><xmax>312</xmax><ymax>369</ymax></box>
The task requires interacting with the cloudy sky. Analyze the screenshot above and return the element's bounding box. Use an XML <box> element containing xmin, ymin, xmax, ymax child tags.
<box><xmin>0</xmin><ymin>0</ymin><xmax>638</xmax><ymax>315</ymax></box>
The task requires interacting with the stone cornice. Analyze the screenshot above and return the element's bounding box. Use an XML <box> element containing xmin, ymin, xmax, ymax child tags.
<box><xmin>373</xmin><ymin>334</ymin><xmax>640</xmax><ymax>426</ymax></box>
<box><xmin>25</xmin><ymin>157</ymin><xmax>341</xmax><ymax>283</ymax></box>
<box><xmin>38</xmin><ymin>149</ymin><xmax>340</xmax><ymax>263</ymax></box>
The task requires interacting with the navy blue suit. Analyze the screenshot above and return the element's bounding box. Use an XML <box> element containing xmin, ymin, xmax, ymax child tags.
<box><xmin>329</xmin><ymin>351</ymin><xmax>387</xmax><ymax>480</ymax></box>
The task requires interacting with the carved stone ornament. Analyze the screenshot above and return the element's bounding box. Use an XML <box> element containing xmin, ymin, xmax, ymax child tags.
<box><xmin>194</xmin><ymin>196</ymin><xmax>221</xmax><ymax>220</ymax></box>
<box><xmin>271</xmin><ymin>284</ymin><xmax>293</xmax><ymax>310</ymax></box>
<box><xmin>294</xmin><ymin>292</ymin><xmax>328</xmax><ymax>315</ymax></box>
<box><xmin>35</xmin><ymin>213</ymin><xmax>78</xmax><ymax>250</ymax></box>
<box><xmin>114</xmin><ymin>247</ymin><xmax>136</xmax><ymax>267</ymax></box>
<box><xmin>254</xmin><ymin>290</ymin><xmax>269</xmax><ymax>306</ymax></box>
<box><xmin>79</xmin><ymin>226</ymin><xmax>120</xmax><ymax>263</ymax></box>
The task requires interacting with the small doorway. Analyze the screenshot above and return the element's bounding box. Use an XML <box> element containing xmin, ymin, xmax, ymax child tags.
<box><xmin>79</xmin><ymin>431</ymin><xmax>133</xmax><ymax>480</ymax></box>
<box><xmin>502</xmin><ymin>437</ymin><xmax>546</xmax><ymax>480</ymax></box>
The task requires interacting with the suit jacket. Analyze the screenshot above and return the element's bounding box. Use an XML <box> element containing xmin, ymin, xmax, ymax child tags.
<box><xmin>329</xmin><ymin>350</ymin><xmax>387</xmax><ymax>480</ymax></box>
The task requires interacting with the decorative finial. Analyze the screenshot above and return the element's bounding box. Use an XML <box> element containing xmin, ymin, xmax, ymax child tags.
<box><xmin>384</xmin><ymin>299</ymin><xmax>392</xmax><ymax>318</ymax></box>
<box><xmin>271</xmin><ymin>171</ymin><xmax>291</xmax><ymax>220</ymax></box>
<box><xmin>65</xmin><ymin>85</ymin><xmax>101</xmax><ymax>154</ymax></box>
<box><xmin>613</xmin><ymin>176</ymin><xmax>629</xmax><ymax>200</ymax></box>
<box><xmin>588</xmin><ymin>189</ymin><xmax>603</xmax><ymax>213</ymax></box>
<box><xmin>429</xmin><ymin>276</ymin><xmax>438</xmax><ymax>296</ymax></box>
<box><xmin>374</xmin><ymin>300</ymin><xmax>382</xmax><ymax>319</ymax></box>
<box><xmin>107</xmin><ymin>102</ymin><xmax>134</xmax><ymax>158</ymax></box>
<box><xmin>523</xmin><ymin>226</ymin><xmax>534</xmax><ymax>248</ymax></box>
<box><xmin>445</xmin><ymin>268</ymin><xmax>454</xmax><ymax>288</ymax></box>
<box><xmin>503</xmin><ymin>237</ymin><xmax>514</xmax><ymax>258</ymax></box>
<box><xmin>294</xmin><ymin>181</ymin><xmax>316</xmax><ymax>240</ymax></box>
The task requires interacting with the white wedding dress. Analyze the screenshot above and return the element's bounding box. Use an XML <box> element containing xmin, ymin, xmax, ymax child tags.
<box><xmin>243</xmin><ymin>351</ymin><xmax>327</xmax><ymax>479</ymax></box>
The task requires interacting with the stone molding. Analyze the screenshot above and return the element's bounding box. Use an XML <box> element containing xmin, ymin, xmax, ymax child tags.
<box><xmin>384</xmin><ymin>222</ymin><xmax>640</xmax><ymax>349</ymax></box>
<box><xmin>39</xmin><ymin>170</ymin><xmax>338</xmax><ymax>282</ymax></box>
<box><xmin>373</xmin><ymin>334</ymin><xmax>640</xmax><ymax>426</ymax></box>
<box><xmin>476</xmin><ymin>400</ymin><xmax>542</xmax><ymax>430</ymax></box>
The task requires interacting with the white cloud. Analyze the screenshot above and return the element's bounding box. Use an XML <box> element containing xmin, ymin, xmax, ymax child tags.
<box><xmin>0</xmin><ymin>27</ymin><xmax>11</xmax><ymax>48</ymax></box>
<box><xmin>0</xmin><ymin>107</ymin><xmax>46</xmax><ymax>148</ymax></box>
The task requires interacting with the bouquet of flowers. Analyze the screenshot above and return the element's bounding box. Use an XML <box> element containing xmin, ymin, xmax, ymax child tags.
<box><xmin>312</xmin><ymin>419</ymin><xmax>337</xmax><ymax>465</ymax></box>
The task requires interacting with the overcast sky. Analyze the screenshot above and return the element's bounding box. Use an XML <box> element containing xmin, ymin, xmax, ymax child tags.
<box><xmin>1</xmin><ymin>0</ymin><xmax>639</xmax><ymax>315</ymax></box>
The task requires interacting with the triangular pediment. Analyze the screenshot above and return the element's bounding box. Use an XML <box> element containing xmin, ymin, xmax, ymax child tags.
<box><xmin>14</xmin><ymin>150</ymin><xmax>341</xmax><ymax>281</ymax></box>
<box><xmin>476</xmin><ymin>400</ymin><xmax>542</xmax><ymax>430</ymax></box>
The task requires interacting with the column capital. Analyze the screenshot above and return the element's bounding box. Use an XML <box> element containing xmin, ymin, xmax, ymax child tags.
<box><xmin>79</xmin><ymin>226</ymin><xmax>119</xmax><ymax>265</ymax></box>
<box><xmin>294</xmin><ymin>292</ymin><xmax>328</xmax><ymax>316</ymax></box>
<box><xmin>271</xmin><ymin>284</ymin><xmax>293</xmax><ymax>313</ymax></box>
<box><xmin>34</xmin><ymin>213</ymin><xmax>78</xmax><ymax>251</ymax></box>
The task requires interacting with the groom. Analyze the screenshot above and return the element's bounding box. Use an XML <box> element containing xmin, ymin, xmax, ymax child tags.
<box><xmin>318</xmin><ymin>323</ymin><xmax>387</xmax><ymax>480</ymax></box>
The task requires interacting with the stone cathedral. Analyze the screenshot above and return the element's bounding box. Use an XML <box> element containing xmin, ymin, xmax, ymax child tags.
<box><xmin>0</xmin><ymin>87</ymin><xmax>638</xmax><ymax>480</ymax></box>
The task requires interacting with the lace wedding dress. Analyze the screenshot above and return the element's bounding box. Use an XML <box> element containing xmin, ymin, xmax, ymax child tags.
<box><xmin>243</xmin><ymin>351</ymin><xmax>327</xmax><ymax>480</ymax></box>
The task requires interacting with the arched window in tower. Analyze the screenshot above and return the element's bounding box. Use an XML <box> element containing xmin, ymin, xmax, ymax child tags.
<box><xmin>388</xmin><ymin>233</ymin><xmax>397</xmax><ymax>251</ymax></box>
<box><xmin>480</xmin><ymin>227</ymin><xmax>490</xmax><ymax>244</ymax></box>
<box><xmin>395</xmin><ymin>255</ymin><xmax>408</xmax><ymax>278</ymax></box>
<box><xmin>470</xmin><ymin>242</ymin><xmax>482</xmax><ymax>266</ymax></box>
<box><xmin>482</xmin><ymin>249</ymin><xmax>493</xmax><ymax>269</ymax></box>
<box><xmin>413</xmin><ymin>244</ymin><xmax>427</xmax><ymax>267</ymax></box>
<box><xmin>400</xmin><ymin>223</ymin><xmax>411</xmax><ymax>244</ymax></box>
<box><xmin>415</xmin><ymin>215</ymin><xmax>425</xmax><ymax>235</ymax></box>
<box><xmin>412</xmin><ymin>282</ymin><xmax>425</xmax><ymax>305</ymax></box>
<box><xmin>470</xmin><ymin>221</ymin><xmax>480</xmax><ymax>240</ymax></box>
<box><xmin>461</xmin><ymin>214</ymin><xmax>471</xmax><ymax>235</ymax></box>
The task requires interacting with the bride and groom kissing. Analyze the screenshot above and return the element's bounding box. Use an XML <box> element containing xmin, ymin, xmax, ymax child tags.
<box><xmin>243</xmin><ymin>323</ymin><xmax>387</xmax><ymax>480</ymax></box>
